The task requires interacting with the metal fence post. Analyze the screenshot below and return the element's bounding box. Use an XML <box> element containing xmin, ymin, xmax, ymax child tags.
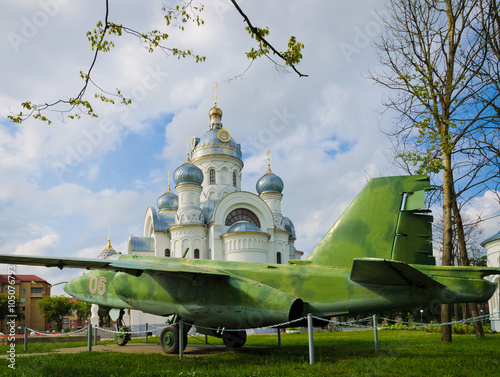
<box><xmin>24</xmin><ymin>326</ymin><xmax>28</xmax><ymax>352</ymax></box>
<box><xmin>88</xmin><ymin>324</ymin><xmax>92</xmax><ymax>352</ymax></box>
<box><xmin>179</xmin><ymin>320</ymin><xmax>184</xmax><ymax>360</ymax></box>
<box><xmin>277</xmin><ymin>328</ymin><xmax>281</xmax><ymax>347</ymax></box>
<box><xmin>307</xmin><ymin>313</ymin><xmax>314</xmax><ymax>365</ymax></box>
<box><xmin>373</xmin><ymin>314</ymin><xmax>379</xmax><ymax>352</ymax></box>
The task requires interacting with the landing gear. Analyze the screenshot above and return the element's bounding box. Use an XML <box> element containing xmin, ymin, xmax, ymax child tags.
<box><xmin>160</xmin><ymin>324</ymin><xmax>188</xmax><ymax>354</ymax></box>
<box><xmin>160</xmin><ymin>315</ymin><xmax>191</xmax><ymax>354</ymax></box>
<box><xmin>196</xmin><ymin>327</ymin><xmax>248</xmax><ymax>350</ymax></box>
<box><xmin>114</xmin><ymin>309</ymin><xmax>131</xmax><ymax>346</ymax></box>
<box><xmin>222</xmin><ymin>330</ymin><xmax>247</xmax><ymax>349</ymax></box>
<box><xmin>115</xmin><ymin>327</ymin><xmax>131</xmax><ymax>346</ymax></box>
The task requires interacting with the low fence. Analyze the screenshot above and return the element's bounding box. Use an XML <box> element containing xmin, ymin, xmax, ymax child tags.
<box><xmin>9</xmin><ymin>335</ymin><xmax>95</xmax><ymax>345</ymax></box>
<box><xmin>9</xmin><ymin>311</ymin><xmax>499</xmax><ymax>366</ymax></box>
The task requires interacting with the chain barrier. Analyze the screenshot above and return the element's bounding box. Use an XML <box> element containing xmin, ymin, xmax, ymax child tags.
<box><xmin>25</xmin><ymin>326</ymin><xmax>88</xmax><ymax>336</ymax></box>
<box><xmin>184</xmin><ymin>317</ymin><xmax>306</xmax><ymax>334</ymax></box>
<box><xmin>80</xmin><ymin>311</ymin><xmax>500</xmax><ymax>336</ymax></box>
<box><xmin>94</xmin><ymin>326</ymin><xmax>155</xmax><ymax>335</ymax></box>
<box><xmin>379</xmin><ymin>313</ymin><xmax>494</xmax><ymax>327</ymax></box>
<box><xmin>311</xmin><ymin>311</ymin><xmax>500</xmax><ymax>331</ymax></box>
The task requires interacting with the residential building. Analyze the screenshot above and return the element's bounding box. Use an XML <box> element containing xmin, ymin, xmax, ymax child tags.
<box><xmin>0</xmin><ymin>275</ymin><xmax>51</xmax><ymax>333</ymax></box>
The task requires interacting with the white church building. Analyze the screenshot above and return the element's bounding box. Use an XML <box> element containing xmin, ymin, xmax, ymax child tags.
<box><xmin>120</xmin><ymin>99</ymin><xmax>302</xmax><ymax>327</ymax></box>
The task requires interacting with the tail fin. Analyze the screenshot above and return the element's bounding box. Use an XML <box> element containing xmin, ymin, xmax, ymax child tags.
<box><xmin>306</xmin><ymin>175</ymin><xmax>435</xmax><ymax>268</ymax></box>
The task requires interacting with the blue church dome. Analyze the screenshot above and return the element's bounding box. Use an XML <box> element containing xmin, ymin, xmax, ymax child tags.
<box><xmin>174</xmin><ymin>161</ymin><xmax>204</xmax><ymax>186</ymax></box>
<box><xmin>97</xmin><ymin>237</ymin><xmax>118</xmax><ymax>259</ymax></box>
<box><xmin>191</xmin><ymin>129</ymin><xmax>242</xmax><ymax>161</ymax></box>
<box><xmin>225</xmin><ymin>221</ymin><xmax>264</xmax><ymax>235</ymax></box>
<box><xmin>256</xmin><ymin>172</ymin><xmax>284</xmax><ymax>195</ymax></box>
<box><xmin>283</xmin><ymin>216</ymin><xmax>296</xmax><ymax>239</ymax></box>
<box><xmin>191</xmin><ymin>105</ymin><xmax>242</xmax><ymax>161</ymax></box>
<box><xmin>157</xmin><ymin>187</ymin><xmax>178</xmax><ymax>211</ymax></box>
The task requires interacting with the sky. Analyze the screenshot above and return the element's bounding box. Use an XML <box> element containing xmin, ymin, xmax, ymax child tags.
<box><xmin>1</xmin><ymin>0</ymin><xmax>499</xmax><ymax>295</ymax></box>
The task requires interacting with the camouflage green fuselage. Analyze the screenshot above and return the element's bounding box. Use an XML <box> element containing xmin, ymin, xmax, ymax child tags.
<box><xmin>64</xmin><ymin>255</ymin><xmax>497</xmax><ymax>329</ymax></box>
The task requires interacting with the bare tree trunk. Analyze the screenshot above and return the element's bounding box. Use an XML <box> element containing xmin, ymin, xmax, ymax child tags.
<box><xmin>451</xmin><ymin>184</ymin><xmax>485</xmax><ymax>338</ymax></box>
<box><xmin>441</xmin><ymin>150</ymin><xmax>454</xmax><ymax>343</ymax></box>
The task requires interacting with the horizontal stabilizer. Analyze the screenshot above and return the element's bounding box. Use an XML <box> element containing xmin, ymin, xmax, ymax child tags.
<box><xmin>350</xmin><ymin>258</ymin><xmax>442</xmax><ymax>287</ymax></box>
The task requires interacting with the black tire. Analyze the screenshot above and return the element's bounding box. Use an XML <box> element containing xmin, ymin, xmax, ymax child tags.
<box><xmin>222</xmin><ymin>330</ymin><xmax>247</xmax><ymax>349</ymax></box>
<box><xmin>160</xmin><ymin>324</ymin><xmax>188</xmax><ymax>354</ymax></box>
<box><xmin>115</xmin><ymin>326</ymin><xmax>131</xmax><ymax>346</ymax></box>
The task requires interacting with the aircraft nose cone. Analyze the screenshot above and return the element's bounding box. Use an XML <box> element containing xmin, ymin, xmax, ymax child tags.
<box><xmin>63</xmin><ymin>280</ymin><xmax>76</xmax><ymax>296</ymax></box>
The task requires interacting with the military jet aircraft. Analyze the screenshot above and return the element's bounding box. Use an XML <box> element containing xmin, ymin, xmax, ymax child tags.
<box><xmin>1</xmin><ymin>175</ymin><xmax>499</xmax><ymax>354</ymax></box>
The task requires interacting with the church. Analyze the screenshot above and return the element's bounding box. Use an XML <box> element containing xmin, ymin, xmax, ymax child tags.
<box><xmin>126</xmin><ymin>99</ymin><xmax>302</xmax><ymax>265</ymax></box>
<box><xmin>120</xmin><ymin>96</ymin><xmax>303</xmax><ymax>327</ymax></box>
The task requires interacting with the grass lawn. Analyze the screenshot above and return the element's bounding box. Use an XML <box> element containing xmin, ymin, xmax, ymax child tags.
<box><xmin>1</xmin><ymin>330</ymin><xmax>499</xmax><ymax>376</ymax></box>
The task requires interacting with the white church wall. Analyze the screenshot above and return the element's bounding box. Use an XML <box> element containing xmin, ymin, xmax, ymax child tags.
<box><xmin>143</xmin><ymin>208</ymin><xmax>154</xmax><ymax>237</ymax></box>
<box><xmin>129</xmin><ymin>310</ymin><xmax>167</xmax><ymax>329</ymax></box>
<box><xmin>260</xmin><ymin>192</ymin><xmax>283</xmax><ymax>215</ymax></box>
<box><xmin>222</xmin><ymin>232</ymin><xmax>269</xmax><ymax>263</ymax></box>
<box><xmin>220</xmin><ymin>166</ymin><xmax>230</xmax><ymax>185</ymax></box>
<box><xmin>170</xmin><ymin>225</ymin><xmax>207</xmax><ymax>259</ymax></box>
<box><xmin>273</xmin><ymin>230</ymin><xmax>290</xmax><ymax>264</ymax></box>
<box><xmin>182</xmin><ymin>238</ymin><xmax>190</xmax><ymax>256</ymax></box>
<box><xmin>191</xmin><ymin>237</ymin><xmax>204</xmax><ymax>259</ymax></box>
<box><xmin>153</xmin><ymin>232</ymin><xmax>170</xmax><ymax>257</ymax></box>
<box><xmin>208</xmin><ymin>223</ymin><xmax>224</xmax><ymax>260</ymax></box>
<box><xmin>195</xmin><ymin>156</ymin><xmax>243</xmax><ymax>201</ymax></box>
<box><xmin>485</xmin><ymin>237</ymin><xmax>500</xmax><ymax>331</ymax></box>
<box><xmin>224</xmin><ymin>249</ymin><xmax>267</xmax><ymax>263</ymax></box>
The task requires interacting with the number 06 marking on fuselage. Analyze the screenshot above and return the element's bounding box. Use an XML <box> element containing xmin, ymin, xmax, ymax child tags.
<box><xmin>89</xmin><ymin>276</ymin><xmax>106</xmax><ymax>295</ymax></box>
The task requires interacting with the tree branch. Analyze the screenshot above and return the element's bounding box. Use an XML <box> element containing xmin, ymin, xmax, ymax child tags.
<box><xmin>229</xmin><ymin>0</ymin><xmax>308</xmax><ymax>77</ymax></box>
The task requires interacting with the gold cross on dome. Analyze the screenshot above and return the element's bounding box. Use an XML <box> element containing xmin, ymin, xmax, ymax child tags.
<box><xmin>266</xmin><ymin>149</ymin><xmax>272</xmax><ymax>173</ymax></box>
<box><xmin>214</xmin><ymin>82</ymin><xmax>218</xmax><ymax>106</ymax></box>
<box><xmin>186</xmin><ymin>137</ymin><xmax>191</xmax><ymax>162</ymax></box>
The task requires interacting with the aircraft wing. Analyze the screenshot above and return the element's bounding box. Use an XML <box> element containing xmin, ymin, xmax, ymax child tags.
<box><xmin>0</xmin><ymin>254</ymin><xmax>229</xmax><ymax>278</ymax></box>
<box><xmin>0</xmin><ymin>254</ymin><xmax>111</xmax><ymax>270</ymax></box>
<box><xmin>350</xmin><ymin>258</ymin><xmax>443</xmax><ymax>287</ymax></box>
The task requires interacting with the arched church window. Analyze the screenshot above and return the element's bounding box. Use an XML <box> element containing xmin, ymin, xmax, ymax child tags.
<box><xmin>165</xmin><ymin>249</ymin><xmax>171</xmax><ymax>257</ymax></box>
<box><xmin>233</xmin><ymin>171</ymin><xmax>237</xmax><ymax>187</ymax></box>
<box><xmin>225</xmin><ymin>208</ymin><xmax>261</xmax><ymax>228</ymax></box>
<box><xmin>209</xmin><ymin>169</ymin><xmax>216</xmax><ymax>184</ymax></box>
<box><xmin>194</xmin><ymin>249</ymin><xmax>200</xmax><ymax>259</ymax></box>
<box><xmin>276</xmin><ymin>252</ymin><xmax>282</xmax><ymax>264</ymax></box>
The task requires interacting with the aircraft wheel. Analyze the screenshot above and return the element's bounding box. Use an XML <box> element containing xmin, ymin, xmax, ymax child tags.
<box><xmin>222</xmin><ymin>331</ymin><xmax>247</xmax><ymax>349</ymax></box>
<box><xmin>160</xmin><ymin>324</ymin><xmax>188</xmax><ymax>354</ymax></box>
<box><xmin>115</xmin><ymin>326</ymin><xmax>131</xmax><ymax>346</ymax></box>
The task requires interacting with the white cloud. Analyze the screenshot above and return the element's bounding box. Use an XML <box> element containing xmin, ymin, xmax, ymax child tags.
<box><xmin>14</xmin><ymin>234</ymin><xmax>60</xmax><ymax>256</ymax></box>
<box><xmin>464</xmin><ymin>190</ymin><xmax>500</xmax><ymax>240</ymax></box>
